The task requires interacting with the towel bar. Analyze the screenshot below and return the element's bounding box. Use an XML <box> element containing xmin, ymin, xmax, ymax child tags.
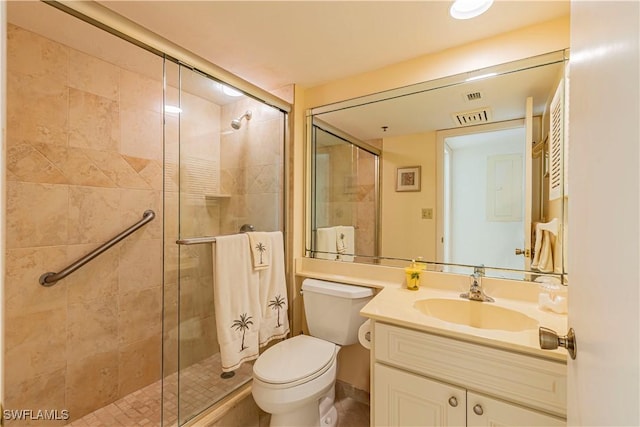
<box><xmin>176</xmin><ymin>225</ymin><xmax>256</xmax><ymax>245</ymax></box>
<box><xmin>176</xmin><ymin>236</ymin><xmax>218</xmax><ymax>245</ymax></box>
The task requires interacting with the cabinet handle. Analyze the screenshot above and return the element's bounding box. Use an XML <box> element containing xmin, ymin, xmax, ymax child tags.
<box><xmin>473</xmin><ymin>404</ymin><xmax>484</xmax><ymax>416</ymax></box>
<box><xmin>448</xmin><ymin>396</ymin><xmax>458</xmax><ymax>407</ymax></box>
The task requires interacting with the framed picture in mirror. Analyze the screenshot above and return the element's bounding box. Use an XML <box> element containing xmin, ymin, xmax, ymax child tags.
<box><xmin>396</xmin><ymin>166</ymin><xmax>421</xmax><ymax>192</ymax></box>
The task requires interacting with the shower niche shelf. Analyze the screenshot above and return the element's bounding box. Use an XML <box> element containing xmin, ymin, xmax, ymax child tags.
<box><xmin>205</xmin><ymin>194</ymin><xmax>232</xmax><ymax>200</ymax></box>
<box><xmin>205</xmin><ymin>194</ymin><xmax>232</xmax><ymax>206</ymax></box>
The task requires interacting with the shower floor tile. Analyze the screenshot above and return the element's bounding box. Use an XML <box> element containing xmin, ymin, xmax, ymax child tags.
<box><xmin>65</xmin><ymin>353</ymin><xmax>252</xmax><ymax>427</ymax></box>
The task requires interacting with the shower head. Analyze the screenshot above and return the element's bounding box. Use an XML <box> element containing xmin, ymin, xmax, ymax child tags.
<box><xmin>231</xmin><ymin>110</ymin><xmax>252</xmax><ymax>130</ymax></box>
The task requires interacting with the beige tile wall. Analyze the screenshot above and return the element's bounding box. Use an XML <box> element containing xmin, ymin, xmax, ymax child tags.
<box><xmin>220</xmin><ymin>99</ymin><xmax>285</xmax><ymax>235</ymax></box>
<box><xmin>4</xmin><ymin>24</ymin><xmax>163</xmax><ymax>424</ymax></box>
<box><xmin>354</xmin><ymin>150</ymin><xmax>377</xmax><ymax>258</ymax></box>
<box><xmin>5</xmin><ymin>23</ymin><xmax>286</xmax><ymax>427</ymax></box>
<box><xmin>315</xmin><ymin>143</ymin><xmax>377</xmax><ymax>257</ymax></box>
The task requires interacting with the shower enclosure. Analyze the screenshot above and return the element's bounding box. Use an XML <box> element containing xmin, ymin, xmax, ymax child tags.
<box><xmin>163</xmin><ymin>63</ymin><xmax>287</xmax><ymax>426</ymax></box>
<box><xmin>3</xmin><ymin>2</ymin><xmax>287</xmax><ymax>426</ymax></box>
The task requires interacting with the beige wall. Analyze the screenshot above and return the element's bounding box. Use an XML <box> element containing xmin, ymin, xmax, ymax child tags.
<box><xmin>381</xmin><ymin>132</ymin><xmax>437</xmax><ymax>261</ymax></box>
<box><xmin>4</xmin><ymin>24</ymin><xmax>163</xmax><ymax>423</ymax></box>
<box><xmin>295</xmin><ymin>16</ymin><xmax>570</xmax><ymax>395</ymax></box>
<box><xmin>303</xmin><ymin>16</ymin><xmax>570</xmax><ymax>109</ymax></box>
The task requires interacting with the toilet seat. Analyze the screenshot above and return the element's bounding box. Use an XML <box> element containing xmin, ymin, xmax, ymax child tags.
<box><xmin>253</xmin><ymin>335</ymin><xmax>336</xmax><ymax>388</ymax></box>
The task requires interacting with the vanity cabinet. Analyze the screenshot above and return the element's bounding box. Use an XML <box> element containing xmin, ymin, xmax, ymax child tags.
<box><xmin>374</xmin><ymin>363</ymin><xmax>466</xmax><ymax>426</ymax></box>
<box><xmin>372</xmin><ymin>322</ymin><xmax>566</xmax><ymax>427</ymax></box>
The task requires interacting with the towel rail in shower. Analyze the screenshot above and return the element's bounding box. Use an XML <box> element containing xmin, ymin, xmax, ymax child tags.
<box><xmin>176</xmin><ymin>236</ymin><xmax>218</xmax><ymax>245</ymax></box>
<box><xmin>39</xmin><ymin>210</ymin><xmax>156</xmax><ymax>286</ymax></box>
<box><xmin>176</xmin><ymin>225</ymin><xmax>255</xmax><ymax>245</ymax></box>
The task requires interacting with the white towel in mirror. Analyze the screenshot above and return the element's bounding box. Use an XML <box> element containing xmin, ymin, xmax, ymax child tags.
<box><xmin>531</xmin><ymin>219</ymin><xmax>557</xmax><ymax>273</ymax></box>
<box><xmin>335</xmin><ymin>225</ymin><xmax>355</xmax><ymax>262</ymax></box>
<box><xmin>315</xmin><ymin>227</ymin><xmax>337</xmax><ymax>260</ymax></box>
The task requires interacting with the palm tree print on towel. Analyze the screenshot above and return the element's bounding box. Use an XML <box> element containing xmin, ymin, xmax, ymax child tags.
<box><xmin>255</xmin><ymin>242</ymin><xmax>267</xmax><ymax>264</ymax></box>
<box><xmin>268</xmin><ymin>295</ymin><xmax>286</xmax><ymax>327</ymax></box>
<box><xmin>231</xmin><ymin>313</ymin><xmax>254</xmax><ymax>352</ymax></box>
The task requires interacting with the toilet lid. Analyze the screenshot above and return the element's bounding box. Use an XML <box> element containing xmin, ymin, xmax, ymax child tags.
<box><xmin>253</xmin><ymin>335</ymin><xmax>336</xmax><ymax>384</ymax></box>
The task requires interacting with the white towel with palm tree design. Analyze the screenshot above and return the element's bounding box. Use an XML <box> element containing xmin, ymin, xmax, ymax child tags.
<box><xmin>257</xmin><ymin>231</ymin><xmax>290</xmax><ymax>346</ymax></box>
<box><xmin>213</xmin><ymin>234</ymin><xmax>261</xmax><ymax>372</ymax></box>
<box><xmin>247</xmin><ymin>232</ymin><xmax>270</xmax><ymax>270</ymax></box>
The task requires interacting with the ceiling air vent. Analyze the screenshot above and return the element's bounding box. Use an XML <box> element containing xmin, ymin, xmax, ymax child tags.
<box><xmin>452</xmin><ymin>107</ymin><xmax>492</xmax><ymax>127</ymax></box>
<box><xmin>464</xmin><ymin>91</ymin><xmax>483</xmax><ymax>101</ymax></box>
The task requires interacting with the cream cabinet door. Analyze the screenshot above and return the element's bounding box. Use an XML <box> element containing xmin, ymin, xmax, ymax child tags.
<box><xmin>374</xmin><ymin>363</ymin><xmax>466</xmax><ymax>427</ymax></box>
<box><xmin>466</xmin><ymin>392</ymin><xmax>565</xmax><ymax>427</ymax></box>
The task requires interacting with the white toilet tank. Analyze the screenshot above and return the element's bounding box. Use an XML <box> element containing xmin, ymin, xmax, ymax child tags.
<box><xmin>301</xmin><ymin>279</ymin><xmax>374</xmax><ymax>345</ymax></box>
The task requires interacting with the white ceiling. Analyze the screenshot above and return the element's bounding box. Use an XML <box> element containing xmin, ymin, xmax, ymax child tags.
<box><xmin>96</xmin><ymin>0</ymin><xmax>570</xmax><ymax>91</ymax></box>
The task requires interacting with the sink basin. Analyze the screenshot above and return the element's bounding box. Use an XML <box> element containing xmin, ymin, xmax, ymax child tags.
<box><xmin>414</xmin><ymin>298</ymin><xmax>538</xmax><ymax>332</ymax></box>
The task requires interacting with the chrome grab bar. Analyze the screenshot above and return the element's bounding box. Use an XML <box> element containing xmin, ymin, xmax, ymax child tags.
<box><xmin>39</xmin><ymin>210</ymin><xmax>156</xmax><ymax>286</ymax></box>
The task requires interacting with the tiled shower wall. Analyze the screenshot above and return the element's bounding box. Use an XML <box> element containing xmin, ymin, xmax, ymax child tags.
<box><xmin>163</xmin><ymin>81</ymin><xmax>223</xmax><ymax>378</ymax></box>
<box><xmin>4</xmin><ymin>22</ymin><xmax>286</xmax><ymax>427</ymax></box>
<box><xmin>4</xmin><ymin>24</ymin><xmax>164</xmax><ymax>424</ymax></box>
<box><xmin>164</xmin><ymin>79</ymin><xmax>285</xmax><ymax>378</ymax></box>
<box><xmin>220</xmin><ymin>99</ymin><xmax>285</xmax><ymax>235</ymax></box>
<box><xmin>316</xmin><ymin>143</ymin><xmax>377</xmax><ymax>257</ymax></box>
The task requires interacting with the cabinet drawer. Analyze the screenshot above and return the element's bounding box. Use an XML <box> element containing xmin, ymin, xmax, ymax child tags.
<box><xmin>374</xmin><ymin>322</ymin><xmax>567</xmax><ymax>417</ymax></box>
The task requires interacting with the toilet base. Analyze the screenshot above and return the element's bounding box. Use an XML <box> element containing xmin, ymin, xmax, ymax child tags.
<box><xmin>320</xmin><ymin>404</ymin><xmax>338</xmax><ymax>427</ymax></box>
<box><xmin>268</xmin><ymin>398</ymin><xmax>337</xmax><ymax>427</ymax></box>
<box><xmin>265</xmin><ymin>387</ymin><xmax>337</xmax><ymax>427</ymax></box>
<box><xmin>319</xmin><ymin>392</ymin><xmax>337</xmax><ymax>427</ymax></box>
<box><xmin>269</xmin><ymin>402</ymin><xmax>320</xmax><ymax>427</ymax></box>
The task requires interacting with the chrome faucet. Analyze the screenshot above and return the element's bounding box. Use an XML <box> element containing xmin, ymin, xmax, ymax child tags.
<box><xmin>460</xmin><ymin>266</ymin><xmax>494</xmax><ymax>302</ymax></box>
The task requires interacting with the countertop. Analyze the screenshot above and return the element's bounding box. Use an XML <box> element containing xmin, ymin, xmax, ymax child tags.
<box><xmin>360</xmin><ymin>284</ymin><xmax>568</xmax><ymax>362</ymax></box>
<box><xmin>295</xmin><ymin>257</ymin><xmax>569</xmax><ymax>363</ymax></box>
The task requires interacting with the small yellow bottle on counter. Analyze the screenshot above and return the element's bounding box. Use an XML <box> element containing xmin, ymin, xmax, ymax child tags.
<box><xmin>405</xmin><ymin>260</ymin><xmax>421</xmax><ymax>291</ymax></box>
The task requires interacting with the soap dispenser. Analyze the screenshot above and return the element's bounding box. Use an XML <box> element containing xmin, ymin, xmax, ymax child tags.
<box><xmin>405</xmin><ymin>260</ymin><xmax>421</xmax><ymax>291</ymax></box>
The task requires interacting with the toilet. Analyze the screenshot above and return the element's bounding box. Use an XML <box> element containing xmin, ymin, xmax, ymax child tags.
<box><xmin>252</xmin><ymin>279</ymin><xmax>374</xmax><ymax>427</ymax></box>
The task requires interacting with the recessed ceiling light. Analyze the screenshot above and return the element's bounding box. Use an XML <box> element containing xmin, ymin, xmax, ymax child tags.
<box><xmin>450</xmin><ymin>0</ymin><xmax>494</xmax><ymax>20</ymax></box>
<box><xmin>222</xmin><ymin>84</ymin><xmax>243</xmax><ymax>97</ymax></box>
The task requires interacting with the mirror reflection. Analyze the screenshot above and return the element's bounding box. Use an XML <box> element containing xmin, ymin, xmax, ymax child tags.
<box><xmin>311</xmin><ymin>124</ymin><xmax>380</xmax><ymax>261</ymax></box>
<box><xmin>308</xmin><ymin>51</ymin><xmax>568</xmax><ymax>280</ymax></box>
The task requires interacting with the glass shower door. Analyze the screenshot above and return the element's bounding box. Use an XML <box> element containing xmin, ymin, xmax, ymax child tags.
<box><xmin>163</xmin><ymin>62</ymin><xmax>286</xmax><ymax>425</ymax></box>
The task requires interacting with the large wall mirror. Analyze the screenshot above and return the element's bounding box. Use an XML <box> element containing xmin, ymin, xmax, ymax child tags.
<box><xmin>306</xmin><ymin>50</ymin><xmax>569</xmax><ymax>281</ymax></box>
